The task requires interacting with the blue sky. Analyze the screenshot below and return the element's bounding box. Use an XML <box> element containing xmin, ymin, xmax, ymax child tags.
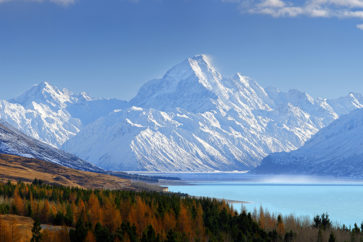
<box><xmin>1</xmin><ymin>0</ymin><xmax>363</xmax><ymax>100</ymax></box>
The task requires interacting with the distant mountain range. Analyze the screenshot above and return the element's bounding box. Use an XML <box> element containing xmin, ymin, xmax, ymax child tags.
<box><xmin>1</xmin><ymin>55</ymin><xmax>363</xmax><ymax>172</ymax></box>
<box><xmin>1</xmin><ymin>81</ymin><xmax>126</xmax><ymax>147</ymax></box>
<box><xmin>255</xmin><ymin>108</ymin><xmax>363</xmax><ymax>178</ymax></box>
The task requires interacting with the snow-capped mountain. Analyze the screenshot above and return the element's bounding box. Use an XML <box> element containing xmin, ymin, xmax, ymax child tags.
<box><xmin>255</xmin><ymin>108</ymin><xmax>363</xmax><ymax>177</ymax></box>
<box><xmin>63</xmin><ymin>55</ymin><xmax>362</xmax><ymax>171</ymax></box>
<box><xmin>3</xmin><ymin>55</ymin><xmax>363</xmax><ymax>172</ymax></box>
<box><xmin>0</xmin><ymin>119</ymin><xmax>101</xmax><ymax>172</ymax></box>
<box><xmin>0</xmin><ymin>81</ymin><xmax>126</xmax><ymax>147</ymax></box>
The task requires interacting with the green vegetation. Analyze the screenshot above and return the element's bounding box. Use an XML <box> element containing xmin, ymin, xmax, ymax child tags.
<box><xmin>0</xmin><ymin>180</ymin><xmax>362</xmax><ymax>241</ymax></box>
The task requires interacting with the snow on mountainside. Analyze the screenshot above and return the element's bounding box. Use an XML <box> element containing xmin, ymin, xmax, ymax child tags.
<box><xmin>0</xmin><ymin>120</ymin><xmax>101</xmax><ymax>172</ymax></box>
<box><xmin>0</xmin><ymin>81</ymin><xmax>127</xmax><ymax>147</ymax></box>
<box><xmin>63</xmin><ymin>55</ymin><xmax>362</xmax><ymax>171</ymax></box>
<box><xmin>3</xmin><ymin>55</ymin><xmax>362</xmax><ymax>172</ymax></box>
<box><xmin>255</xmin><ymin>108</ymin><xmax>363</xmax><ymax>177</ymax></box>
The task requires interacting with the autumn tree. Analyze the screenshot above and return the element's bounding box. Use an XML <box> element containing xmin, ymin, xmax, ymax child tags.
<box><xmin>41</xmin><ymin>200</ymin><xmax>50</xmax><ymax>223</ymax></box>
<box><xmin>177</xmin><ymin>204</ymin><xmax>192</xmax><ymax>238</ymax></box>
<box><xmin>13</xmin><ymin>188</ymin><xmax>25</xmax><ymax>215</ymax></box>
<box><xmin>88</xmin><ymin>193</ymin><xmax>101</xmax><ymax>227</ymax></box>
<box><xmin>277</xmin><ymin>215</ymin><xmax>285</xmax><ymax>236</ymax></box>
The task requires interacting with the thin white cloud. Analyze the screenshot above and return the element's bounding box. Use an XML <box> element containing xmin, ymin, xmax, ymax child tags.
<box><xmin>49</xmin><ymin>0</ymin><xmax>75</xmax><ymax>6</ymax></box>
<box><xmin>258</xmin><ymin>0</ymin><xmax>285</xmax><ymax>8</ymax></box>
<box><xmin>225</xmin><ymin>0</ymin><xmax>363</xmax><ymax>27</ymax></box>
<box><xmin>357</xmin><ymin>23</ymin><xmax>363</xmax><ymax>29</ymax></box>
<box><xmin>0</xmin><ymin>0</ymin><xmax>75</xmax><ymax>6</ymax></box>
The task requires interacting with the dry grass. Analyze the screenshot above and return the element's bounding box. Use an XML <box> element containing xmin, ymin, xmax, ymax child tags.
<box><xmin>0</xmin><ymin>214</ymin><xmax>71</xmax><ymax>242</ymax></box>
<box><xmin>0</xmin><ymin>153</ymin><xmax>134</xmax><ymax>190</ymax></box>
<box><xmin>0</xmin><ymin>214</ymin><xmax>33</xmax><ymax>242</ymax></box>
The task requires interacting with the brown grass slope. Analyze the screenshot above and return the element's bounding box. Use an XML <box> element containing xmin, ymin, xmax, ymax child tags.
<box><xmin>0</xmin><ymin>153</ymin><xmax>134</xmax><ymax>190</ymax></box>
<box><xmin>0</xmin><ymin>215</ymin><xmax>70</xmax><ymax>242</ymax></box>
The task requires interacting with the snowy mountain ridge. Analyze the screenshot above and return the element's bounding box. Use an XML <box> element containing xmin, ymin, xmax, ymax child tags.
<box><xmin>0</xmin><ymin>119</ymin><xmax>101</xmax><ymax>172</ymax></box>
<box><xmin>2</xmin><ymin>55</ymin><xmax>363</xmax><ymax>172</ymax></box>
<box><xmin>255</xmin><ymin>108</ymin><xmax>363</xmax><ymax>177</ymax></box>
<box><xmin>63</xmin><ymin>55</ymin><xmax>362</xmax><ymax>171</ymax></box>
<box><xmin>0</xmin><ymin>81</ymin><xmax>126</xmax><ymax>147</ymax></box>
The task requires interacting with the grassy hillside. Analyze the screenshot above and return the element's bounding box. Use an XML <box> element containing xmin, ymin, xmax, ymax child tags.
<box><xmin>0</xmin><ymin>214</ymin><xmax>33</xmax><ymax>242</ymax></box>
<box><xmin>0</xmin><ymin>153</ymin><xmax>161</xmax><ymax>191</ymax></box>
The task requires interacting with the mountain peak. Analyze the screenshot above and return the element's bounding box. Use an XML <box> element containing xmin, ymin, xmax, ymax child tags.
<box><xmin>187</xmin><ymin>54</ymin><xmax>213</xmax><ymax>67</ymax></box>
<box><xmin>38</xmin><ymin>81</ymin><xmax>52</xmax><ymax>88</ymax></box>
<box><xmin>163</xmin><ymin>54</ymin><xmax>219</xmax><ymax>82</ymax></box>
<box><xmin>130</xmin><ymin>54</ymin><xmax>223</xmax><ymax>111</ymax></box>
<box><xmin>33</xmin><ymin>81</ymin><xmax>62</xmax><ymax>94</ymax></box>
<box><xmin>10</xmin><ymin>81</ymin><xmax>72</xmax><ymax>108</ymax></box>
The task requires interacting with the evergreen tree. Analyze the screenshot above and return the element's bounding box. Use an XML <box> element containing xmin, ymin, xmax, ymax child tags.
<box><xmin>317</xmin><ymin>229</ymin><xmax>323</xmax><ymax>242</ymax></box>
<box><xmin>31</xmin><ymin>218</ymin><xmax>42</xmax><ymax>242</ymax></box>
<box><xmin>65</xmin><ymin>204</ymin><xmax>73</xmax><ymax>226</ymax></box>
<box><xmin>313</xmin><ymin>215</ymin><xmax>322</xmax><ymax>228</ymax></box>
<box><xmin>94</xmin><ymin>223</ymin><xmax>113</xmax><ymax>242</ymax></box>
<box><xmin>141</xmin><ymin>225</ymin><xmax>160</xmax><ymax>242</ymax></box>
<box><xmin>321</xmin><ymin>213</ymin><xmax>331</xmax><ymax>230</ymax></box>
<box><xmin>328</xmin><ymin>232</ymin><xmax>336</xmax><ymax>242</ymax></box>
<box><xmin>70</xmin><ymin>214</ymin><xmax>88</xmax><ymax>242</ymax></box>
<box><xmin>166</xmin><ymin>230</ymin><xmax>177</xmax><ymax>242</ymax></box>
<box><xmin>353</xmin><ymin>223</ymin><xmax>361</xmax><ymax>233</ymax></box>
<box><xmin>284</xmin><ymin>230</ymin><xmax>294</xmax><ymax>242</ymax></box>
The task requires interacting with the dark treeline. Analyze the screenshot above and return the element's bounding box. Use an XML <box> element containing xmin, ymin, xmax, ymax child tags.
<box><xmin>0</xmin><ymin>180</ymin><xmax>362</xmax><ymax>242</ymax></box>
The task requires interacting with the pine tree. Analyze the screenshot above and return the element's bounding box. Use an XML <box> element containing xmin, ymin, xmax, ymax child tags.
<box><xmin>328</xmin><ymin>232</ymin><xmax>336</xmax><ymax>242</ymax></box>
<box><xmin>31</xmin><ymin>218</ymin><xmax>42</xmax><ymax>242</ymax></box>
<box><xmin>141</xmin><ymin>225</ymin><xmax>160</xmax><ymax>242</ymax></box>
<box><xmin>317</xmin><ymin>229</ymin><xmax>323</xmax><ymax>242</ymax></box>
<box><xmin>70</xmin><ymin>213</ymin><xmax>88</xmax><ymax>242</ymax></box>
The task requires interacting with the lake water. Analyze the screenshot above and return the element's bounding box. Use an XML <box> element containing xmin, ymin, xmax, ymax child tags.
<box><xmin>167</xmin><ymin>176</ymin><xmax>363</xmax><ymax>227</ymax></box>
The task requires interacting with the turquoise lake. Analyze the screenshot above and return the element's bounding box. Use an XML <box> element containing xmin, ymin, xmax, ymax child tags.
<box><xmin>168</xmin><ymin>181</ymin><xmax>363</xmax><ymax>227</ymax></box>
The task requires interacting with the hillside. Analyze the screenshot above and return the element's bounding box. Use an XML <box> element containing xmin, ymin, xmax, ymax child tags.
<box><xmin>0</xmin><ymin>153</ymin><xmax>142</xmax><ymax>190</ymax></box>
<box><xmin>255</xmin><ymin>109</ymin><xmax>363</xmax><ymax>177</ymax></box>
<box><xmin>0</xmin><ymin>120</ymin><xmax>101</xmax><ymax>172</ymax></box>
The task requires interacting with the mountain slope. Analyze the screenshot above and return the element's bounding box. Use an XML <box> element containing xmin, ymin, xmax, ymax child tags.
<box><xmin>0</xmin><ymin>153</ymin><xmax>136</xmax><ymax>190</ymax></box>
<box><xmin>0</xmin><ymin>120</ymin><xmax>101</xmax><ymax>172</ymax></box>
<box><xmin>1</xmin><ymin>81</ymin><xmax>126</xmax><ymax>147</ymax></box>
<box><xmin>255</xmin><ymin>109</ymin><xmax>363</xmax><ymax>177</ymax></box>
<box><xmin>3</xmin><ymin>55</ymin><xmax>363</xmax><ymax>172</ymax></box>
<box><xmin>63</xmin><ymin>55</ymin><xmax>361</xmax><ymax>172</ymax></box>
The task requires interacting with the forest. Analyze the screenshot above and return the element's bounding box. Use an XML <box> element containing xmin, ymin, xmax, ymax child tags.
<box><xmin>0</xmin><ymin>180</ymin><xmax>362</xmax><ymax>242</ymax></box>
